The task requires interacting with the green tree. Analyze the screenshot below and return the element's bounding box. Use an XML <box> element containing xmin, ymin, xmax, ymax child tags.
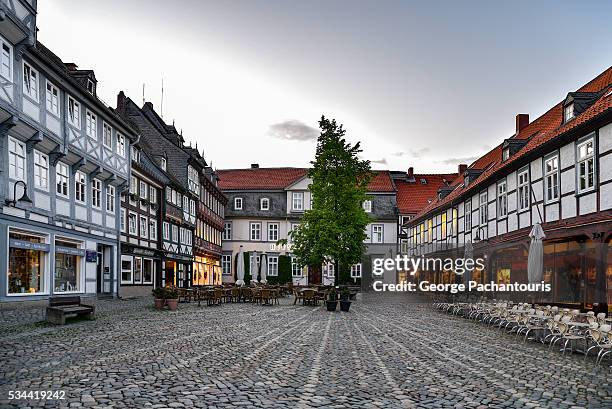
<box><xmin>290</xmin><ymin>116</ymin><xmax>372</xmax><ymax>286</ymax></box>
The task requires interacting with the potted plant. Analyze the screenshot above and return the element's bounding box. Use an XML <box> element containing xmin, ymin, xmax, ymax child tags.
<box><xmin>165</xmin><ymin>287</ymin><xmax>179</xmax><ymax>311</ymax></box>
<box><xmin>152</xmin><ymin>287</ymin><xmax>166</xmax><ymax>309</ymax></box>
<box><xmin>340</xmin><ymin>287</ymin><xmax>352</xmax><ymax>312</ymax></box>
<box><xmin>326</xmin><ymin>288</ymin><xmax>338</xmax><ymax>312</ymax></box>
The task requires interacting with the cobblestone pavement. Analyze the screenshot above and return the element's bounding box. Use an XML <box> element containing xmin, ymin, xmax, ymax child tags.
<box><xmin>0</xmin><ymin>293</ymin><xmax>610</xmax><ymax>408</ymax></box>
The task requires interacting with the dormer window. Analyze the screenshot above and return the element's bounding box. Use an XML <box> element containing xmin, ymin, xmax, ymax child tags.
<box><xmin>420</xmin><ymin>178</ymin><xmax>427</xmax><ymax>184</ymax></box>
<box><xmin>260</xmin><ymin>197</ymin><xmax>270</xmax><ymax>210</ymax></box>
<box><xmin>564</xmin><ymin>103</ymin><xmax>574</xmax><ymax>123</ymax></box>
<box><xmin>87</xmin><ymin>79</ymin><xmax>95</xmax><ymax>95</ymax></box>
<box><xmin>160</xmin><ymin>157</ymin><xmax>167</xmax><ymax>171</ymax></box>
<box><xmin>363</xmin><ymin>200</ymin><xmax>372</xmax><ymax>213</ymax></box>
<box><xmin>502</xmin><ymin>147</ymin><xmax>510</xmax><ymax>161</ymax></box>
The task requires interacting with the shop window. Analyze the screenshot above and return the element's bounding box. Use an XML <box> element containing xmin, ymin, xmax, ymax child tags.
<box><xmin>121</xmin><ymin>256</ymin><xmax>133</xmax><ymax>283</ymax></box>
<box><xmin>133</xmin><ymin>257</ymin><xmax>142</xmax><ymax>283</ymax></box>
<box><xmin>54</xmin><ymin>239</ymin><xmax>83</xmax><ymax>293</ymax></box>
<box><xmin>143</xmin><ymin>259</ymin><xmax>153</xmax><ymax>284</ymax></box>
<box><xmin>8</xmin><ymin>230</ymin><xmax>48</xmax><ymax>294</ymax></box>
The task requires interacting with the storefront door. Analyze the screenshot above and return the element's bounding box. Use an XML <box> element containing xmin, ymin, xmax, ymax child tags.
<box><xmin>96</xmin><ymin>245</ymin><xmax>112</xmax><ymax>295</ymax></box>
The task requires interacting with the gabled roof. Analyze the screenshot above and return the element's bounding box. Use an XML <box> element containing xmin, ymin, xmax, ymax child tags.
<box><xmin>396</xmin><ymin>174</ymin><xmax>457</xmax><ymax>214</ymax></box>
<box><xmin>368</xmin><ymin>171</ymin><xmax>396</xmax><ymax>192</ymax></box>
<box><xmin>411</xmin><ymin>66</ymin><xmax>612</xmax><ymax>223</ymax></box>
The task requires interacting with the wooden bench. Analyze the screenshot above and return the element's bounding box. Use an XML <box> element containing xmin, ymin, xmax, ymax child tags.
<box><xmin>46</xmin><ymin>296</ymin><xmax>95</xmax><ymax>325</ymax></box>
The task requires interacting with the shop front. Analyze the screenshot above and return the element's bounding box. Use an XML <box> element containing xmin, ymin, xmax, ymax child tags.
<box><xmin>193</xmin><ymin>255</ymin><xmax>222</xmax><ymax>286</ymax></box>
<box><xmin>120</xmin><ymin>245</ymin><xmax>162</xmax><ymax>298</ymax></box>
<box><xmin>159</xmin><ymin>255</ymin><xmax>193</xmax><ymax>288</ymax></box>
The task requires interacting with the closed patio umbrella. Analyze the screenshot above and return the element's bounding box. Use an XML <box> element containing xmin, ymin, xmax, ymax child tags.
<box><xmin>463</xmin><ymin>240</ymin><xmax>473</xmax><ymax>283</ymax></box>
<box><xmin>250</xmin><ymin>251</ymin><xmax>258</xmax><ymax>284</ymax></box>
<box><xmin>260</xmin><ymin>253</ymin><xmax>267</xmax><ymax>284</ymax></box>
<box><xmin>236</xmin><ymin>246</ymin><xmax>245</xmax><ymax>286</ymax></box>
<box><xmin>528</xmin><ymin>222</ymin><xmax>546</xmax><ymax>283</ymax></box>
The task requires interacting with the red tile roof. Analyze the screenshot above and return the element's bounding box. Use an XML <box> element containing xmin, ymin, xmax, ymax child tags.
<box><xmin>217</xmin><ymin>168</ymin><xmax>307</xmax><ymax>190</ymax></box>
<box><xmin>411</xmin><ymin>66</ymin><xmax>612</xmax><ymax>223</ymax></box>
<box><xmin>218</xmin><ymin>168</ymin><xmax>396</xmax><ymax>192</ymax></box>
<box><xmin>396</xmin><ymin>174</ymin><xmax>458</xmax><ymax>214</ymax></box>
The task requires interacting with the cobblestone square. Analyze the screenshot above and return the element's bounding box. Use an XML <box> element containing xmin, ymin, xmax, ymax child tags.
<box><xmin>1</xmin><ymin>294</ymin><xmax>610</xmax><ymax>408</ymax></box>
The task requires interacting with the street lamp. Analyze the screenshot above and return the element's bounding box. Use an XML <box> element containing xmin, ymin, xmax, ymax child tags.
<box><xmin>5</xmin><ymin>180</ymin><xmax>32</xmax><ymax>207</ymax></box>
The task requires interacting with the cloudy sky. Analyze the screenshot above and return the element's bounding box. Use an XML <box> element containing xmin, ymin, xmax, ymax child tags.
<box><xmin>38</xmin><ymin>1</ymin><xmax>611</xmax><ymax>172</ymax></box>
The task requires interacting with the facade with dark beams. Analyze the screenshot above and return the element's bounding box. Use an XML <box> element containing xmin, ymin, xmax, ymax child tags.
<box><xmin>0</xmin><ymin>0</ymin><xmax>138</xmax><ymax>301</ymax></box>
<box><xmin>406</xmin><ymin>67</ymin><xmax>612</xmax><ymax>313</ymax></box>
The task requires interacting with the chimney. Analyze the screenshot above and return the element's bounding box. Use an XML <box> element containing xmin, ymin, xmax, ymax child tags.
<box><xmin>515</xmin><ymin>114</ymin><xmax>529</xmax><ymax>135</ymax></box>
<box><xmin>65</xmin><ymin>63</ymin><xmax>78</xmax><ymax>71</ymax></box>
<box><xmin>458</xmin><ymin>163</ymin><xmax>467</xmax><ymax>176</ymax></box>
<box><xmin>251</xmin><ymin>163</ymin><xmax>259</xmax><ymax>169</ymax></box>
<box><xmin>407</xmin><ymin>167</ymin><xmax>414</xmax><ymax>177</ymax></box>
<box><xmin>144</xmin><ymin>101</ymin><xmax>154</xmax><ymax>110</ymax></box>
<box><xmin>116</xmin><ymin>91</ymin><xmax>127</xmax><ymax>115</ymax></box>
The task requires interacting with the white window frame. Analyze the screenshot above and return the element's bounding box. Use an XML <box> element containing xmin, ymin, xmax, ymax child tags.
<box><xmin>544</xmin><ymin>154</ymin><xmax>560</xmax><ymax>203</ymax></box>
<box><xmin>121</xmin><ymin>255</ymin><xmax>133</xmax><ymax>284</ymax></box>
<box><xmin>564</xmin><ymin>103</ymin><xmax>574</xmax><ymax>123</ymax></box>
<box><xmin>139</xmin><ymin>215</ymin><xmax>148</xmax><ymax>239</ymax></box>
<box><xmin>92</xmin><ymin>178</ymin><xmax>102</xmax><ymax>208</ymax></box>
<box><xmin>8</xmin><ymin>137</ymin><xmax>26</xmax><ymax>181</ymax></box>
<box><xmin>116</xmin><ymin>133</ymin><xmax>125</xmax><ymax>157</ymax></box>
<box><xmin>106</xmin><ymin>185</ymin><xmax>116</xmax><ymax>213</ymax></box>
<box><xmin>142</xmin><ymin>258</ymin><xmax>154</xmax><ymax>285</ymax></box>
<box><xmin>130</xmin><ymin>175</ymin><xmax>137</xmax><ymax>195</ymax></box>
<box><xmin>291</xmin><ymin>257</ymin><xmax>302</xmax><ymax>277</ymax></box>
<box><xmin>292</xmin><ymin>192</ymin><xmax>304</xmax><ymax>211</ymax></box>
<box><xmin>68</xmin><ymin>96</ymin><xmax>81</xmax><ymax>128</ymax></box>
<box><xmin>577</xmin><ymin>137</ymin><xmax>596</xmax><ymax>193</ymax></box>
<box><xmin>139</xmin><ymin>180</ymin><xmax>147</xmax><ymax>199</ymax></box>
<box><xmin>190</xmin><ymin>199</ymin><xmax>196</xmax><ymax>216</ymax></box>
<box><xmin>0</xmin><ymin>37</ymin><xmax>12</xmax><ymax>81</ymax></box>
<box><xmin>128</xmin><ymin>212</ymin><xmax>137</xmax><ymax>235</ymax></box>
<box><xmin>234</xmin><ymin>197</ymin><xmax>243</xmax><ymax>210</ymax></box>
<box><xmin>150</xmin><ymin>219</ymin><xmax>157</xmax><ymax>241</ymax></box>
<box><xmin>33</xmin><ymin>150</ymin><xmax>48</xmax><ymax>190</ymax></box>
<box><xmin>260</xmin><ymin>197</ymin><xmax>270</xmax><ymax>210</ymax></box>
<box><xmin>172</xmin><ymin>225</ymin><xmax>179</xmax><ymax>243</ymax></box>
<box><xmin>223</xmin><ymin>222</ymin><xmax>232</xmax><ymax>240</ymax></box>
<box><xmin>479</xmin><ymin>191</ymin><xmax>488</xmax><ymax>225</ymax></box>
<box><xmin>464</xmin><ymin>201</ymin><xmax>472</xmax><ymax>231</ymax></box>
<box><xmin>149</xmin><ymin>187</ymin><xmax>157</xmax><ymax>204</ymax></box>
<box><xmin>497</xmin><ymin>180</ymin><xmax>507</xmax><ymax>218</ymax></box>
<box><xmin>160</xmin><ymin>157</ymin><xmax>167</xmax><ymax>171</ymax></box>
<box><xmin>222</xmin><ymin>254</ymin><xmax>232</xmax><ymax>276</ymax></box>
<box><xmin>363</xmin><ymin>200</ymin><xmax>372</xmax><ymax>213</ymax></box>
<box><xmin>102</xmin><ymin>122</ymin><xmax>112</xmax><ymax>149</ymax></box>
<box><xmin>351</xmin><ymin>263</ymin><xmax>362</xmax><ymax>278</ymax></box>
<box><xmin>372</xmin><ymin>224</ymin><xmax>384</xmax><ymax>243</ymax></box>
<box><xmin>517</xmin><ymin>168</ymin><xmax>530</xmax><ymax>212</ymax></box>
<box><xmin>85</xmin><ymin>110</ymin><xmax>97</xmax><ymax>139</ymax></box>
<box><xmin>56</xmin><ymin>162</ymin><xmax>69</xmax><ymax>197</ymax></box>
<box><xmin>75</xmin><ymin>171</ymin><xmax>86</xmax><ymax>203</ymax></box>
<box><xmin>45</xmin><ymin>81</ymin><xmax>59</xmax><ymax>116</ymax></box>
<box><xmin>120</xmin><ymin>208</ymin><xmax>126</xmax><ymax>233</ymax></box>
<box><xmin>22</xmin><ymin>61</ymin><xmax>39</xmax><ymax>102</ymax></box>
<box><xmin>250</xmin><ymin>222</ymin><xmax>261</xmax><ymax>241</ymax></box>
<box><xmin>162</xmin><ymin>222</ymin><xmax>170</xmax><ymax>240</ymax></box>
<box><xmin>268</xmin><ymin>223</ymin><xmax>279</xmax><ymax>242</ymax></box>
<box><xmin>267</xmin><ymin>256</ymin><xmax>279</xmax><ymax>276</ymax></box>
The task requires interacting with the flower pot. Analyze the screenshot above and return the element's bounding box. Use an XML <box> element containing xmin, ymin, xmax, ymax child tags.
<box><xmin>154</xmin><ymin>298</ymin><xmax>165</xmax><ymax>310</ymax></box>
<box><xmin>166</xmin><ymin>299</ymin><xmax>179</xmax><ymax>311</ymax></box>
<box><xmin>326</xmin><ymin>300</ymin><xmax>338</xmax><ymax>312</ymax></box>
<box><xmin>340</xmin><ymin>300</ymin><xmax>352</xmax><ymax>312</ymax></box>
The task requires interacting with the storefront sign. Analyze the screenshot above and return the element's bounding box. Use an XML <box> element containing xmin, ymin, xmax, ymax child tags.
<box><xmin>55</xmin><ymin>246</ymin><xmax>86</xmax><ymax>256</ymax></box>
<box><xmin>86</xmin><ymin>250</ymin><xmax>98</xmax><ymax>263</ymax></box>
<box><xmin>132</xmin><ymin>248</ymin><xmax>157</xmax><ymax>257</ymax></box>
<box><xmin>9</xmin><ymin>239</ymin><xmax>50</xmax><ymax>252</ymax></box>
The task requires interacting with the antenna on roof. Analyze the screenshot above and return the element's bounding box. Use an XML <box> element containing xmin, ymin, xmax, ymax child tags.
<box><xmin>142</xmin><ymin>83</ymin><xmax>145</xmax><ymax>105</ymax></box>
<box><xmin>160</xmin><ymin>78</ymin><xmax>164</xmax><ymax>119</ymax></box>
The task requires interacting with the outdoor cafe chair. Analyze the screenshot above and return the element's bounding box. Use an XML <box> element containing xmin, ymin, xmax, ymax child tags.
<box><xmin>293</xmin><ymin>289</ymin><xmax>304</xmax><ymax>305</ymax></box>
<box><xmin>260</xmin><ymin>289</ymin><xmax>271</xmax><ymax>306</ymax></box>
<box><xmin>303</xmin><ymin>289</ymin><xmax>316</xmax><ymax>306</ymax></box>
<box><xmin>593</xmin><ymin>325</ymin><xmax>612</xmax><ymax>365</ymax></box>
<box><xmin>550</xmin><ymin>322</ymin><xmax>587</xmax><ymax>355</ymax></box>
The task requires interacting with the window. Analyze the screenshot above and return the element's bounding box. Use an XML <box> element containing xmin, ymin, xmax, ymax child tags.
<box><xmin>46</xmin><ymin>81</ymin><xmax>59</xmax><ymax>115</ymax></box>
<box><xmin>128</xmin><ymin>212</ymin><xmax>137</xmax><ymax>235</ymax></box>
<box><xmin>222</xmin><ymin>254</ymin><xmax>232</xmax><ymax>275</ymax></box>
<box><xmin>54</xmin><ymin>239</ymin><xmax>82</xmax><ymax>293</ymax></box>
<box><xmin>150</xmin><ymin>219</ymin><xmax>157</xmax><ymax>241</ymax></box>
<box><xmin>464</xmin><ymin>201</ymin><xmax>472</xmax><ymax>231</ymax></box>
<box><xmin>106</xmin><ymin>185</ymin><xmax>115</xmax><ymax>213</ymax></box>
<box><xmin>363</xmin><ymin>200</ymin><xmax>372</xmax><ymax>213</ymax></box>
<box><xmin>502</xmin><ymin>148</ymin><xmax>510</xmax><ymax>161</ymax></box>
<box><xmin>292</xmin><ymin>192</ymin><xmax>304</xmax><ymax>211</ymax></box>
<box><xmin>149</xmin><ymin>187</ymin><xmax>157</xmax><ymax>204</ymax></box>
<box><xmin>92</xmin><ymin>179</ymin><xmax>102</xmax><ymax>208</ymax></box>
<box><xmin>33</xmin><ymin>150</ymin><xmax>48</xmax><ymax>190</ymax></box>
<box><xmin>452</xmin><ymin>208</ymin><xmax>458</xmax><ymax>236</ymax></box>
<box><xmin>351</xmin><ymin>264</ymin><xmax>362</xmax><ymax>278</ymax></box>
<box><xmin>183</xmin><ymin>196</ymin><xmax>189</xmax><ymax>213</ymax></box>
<box><xmin>268</xmin><ymin>223</ymin><xmax>279</xmax><ymax>242</ymax></box>
<box><xmin>142</xmin><ymin>259</ymin><xmax>153</xmax><ymax>284</ymax></box>
<box><xmin>267</xmin><ymin>256</ymin><xmax>279</xmax><ymax>276</ymax></box>
<box><xmin>140</xmin><ymin>216</ymin><xmax>148</xmax><ymax>239</ymax></box>
<box><xmin>497</xmin><ymin>180</ymin><xmax>507</xmax><ymax>217</ymax></box>
<box><xmin>564</xmin><ymin>103</ymin><xmax>574</xmax><ymax>123</ymax></box>
<box><xmin>116</xmin><ymin>133</ymin><xmax>125</xmax><ymax>157</ymax></box>
<box><xmin>577</xmin><ymin>137</ymin><xmax>595</xmax><ymax>192</ymax></box>
<box><xmin>68</xmin><ymin>96</ymin><xmax>81</xmax><ymax>127</ymax></box>
<box><xmin>250</xmin><ymin>222</ymin><xmax>261</xmax><ymax>241</ymax></box>
<box><xmin>87</xmin><ymin>79</ymin><xmax>95</xmax><ymax>95</ymax></box>
<box><xmin>7</xmin><ymin>230</ymin><xmax>47</xmax><ymax>295</ymax></box>
<box><xmin>56</xmin><ymin>162</ymin><xmax>69</xmax><ymax>197</ymax></box>
<box><xmin>86</xmin><ymin>110</ymin><xmax>97</xmax><ymax>139</ymax></box>
<box><xmin>428</xmin><ymin>219</ymin><xmax>433</xmax><ymax>242</ymax></box>
<box><xmin>131</xmin><ymin>146</ymin><xmax>139</xmax><ymax>162</ymax></box>
<box><xmin>323</xmin><ymin>262</ymin><xmax>335</xmax><ymax>278</ymax></box>
<box><xmin>441</xmin><ymin>213</ymin><xmax>447</xmax><ymax>238</ymax></box>
<box><xmin>8</xmin><ymin>137</ymin><xmax>25</xmax><ymax>181</ymax></box>
<box><xmin>121</xmin><ymin>256</ymin><xmax>133</xmax><ymax>283</ymax></box>
<box><xmin>234</xmin><ymin>197</ymin><xmax>243</xmax><ymax>210</ymax></box>
<box><xmin>103</xmin><ymin>122</ymin><xmax>112</xmax><ymax>148</ymax></box>
<box><xmin>75</xmin><ymin>171</ymin><xmax>86</xmax><ymax>203</ymax></box>
<box><xmin>190</xmin><ymin>199</ymin><xmax>196</xmax><ymax>216</ymax></box>
<box><xmin>163</xmin><ymin>222</ymin><xmax>170</xmax><ymax>240</ymax></box>
<box><xmin>160</xmin><ymin>157</ymin><xmax>167</xmax><ymax>171</ymax></box>
<box><xmin>120</xmin><ymin>208</ymin><xmax>126</xmax><ymax>232</ymax></box>
<box><xmin>544</xmin><ymin>155</ymin><xmax>559</xmax><ymax>202</ymax></box>
<box><xmin>172</xmin><ymin>225</ymin><xmax>179</xmax><ymax>243</ymax></box>
<box><xmin>130</xmin><ymin>176</ymin><xmax>137</xmax><ymax>195</ymax></box>
<box><xmin>260</xmin><ymin>197</ymin><xmax>270</xmax><ymax>210</ymax></box>
<box><xmin>372</xmin><ymin>224</ymin><xmax>383</xmax><ymax>243</ymax></box>
<box><xmin>0</xmin><ymin>39</ymin><xmax>12</xmax><ymax>81</ymax></box>
<box><xmin>291</xmin><ymin>257</ymin><xmax>302</xmax><ymax>277</ymax></box>
<box><xmin>22</xmin><ymin>62</ymin><xmax>38</xmax><ymax>101</ymax></box>
<box><xmin>517</xmin><ymin>169</ymin><xmax>530</xmax><ymax>211</ymax></box>
<box><xmin>139</xmin><ymin>181</ymin><xmax>147</xmax><ymax>199</ymax></box>
<box><xmin>400</xmin><ymin>239</ymin><xmax>408</xmax><ymax>254</ymax></box>
<box><xmin>479</xmin><ymin>191</ymin><xmax>488</xmax><ymax>225</ymax></box>
<box><xmin>223</xmin><ymin>222</ymin><xmax>232</xmax><ymax>240</ymax></box>
<box><xmin>188</xmin><ymin>165</ymin><xmax>199</xmax><ymax>193</ymax></box>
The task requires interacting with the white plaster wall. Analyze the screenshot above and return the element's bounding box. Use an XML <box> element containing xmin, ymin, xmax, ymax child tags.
<box><xmin>561</xmin><ymin>195</ymin><xmax>577</xmax><ymax>219</ymax></box>
<box><xmin>579</xmin><ymin>192</ymin><xmax>597</xmax><ymax>215</ymax></box>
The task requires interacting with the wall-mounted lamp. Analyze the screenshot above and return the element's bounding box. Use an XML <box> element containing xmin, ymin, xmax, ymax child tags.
<box><xmin>5</xmin><ymin>180</ymin><xmax>32</xmax><ymax>207</ymax></box>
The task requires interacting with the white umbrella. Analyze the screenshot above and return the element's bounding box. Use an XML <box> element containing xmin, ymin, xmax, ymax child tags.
<box><xmin>250</xmin><ymin>251</ymin><xmax>258</xmax><ymax>284</ymax></box>
<box><xmin>528</xmin><ymin>222</ymin><xmax>546</xmax><ymax>283</ymax></box>
<box><xmin>259</xmin><ymin>253</ymin><xmax>268</xmax><ymax>284</ymax></box>
<box><xmin>463</xmin><ymin>240</ymin><xmax>473</xmax><ymax>283</ymax></box>
<box><xmin>235</xmin><ymin>246</ymin><xmax>245</xmax><ymax>286</ymax></box>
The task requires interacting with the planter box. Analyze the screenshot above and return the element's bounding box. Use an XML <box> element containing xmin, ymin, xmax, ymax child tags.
<box><xmin>326</xmin><ymin>300</ymin><xmax>338</xmax><ymax>312</ymax></box>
